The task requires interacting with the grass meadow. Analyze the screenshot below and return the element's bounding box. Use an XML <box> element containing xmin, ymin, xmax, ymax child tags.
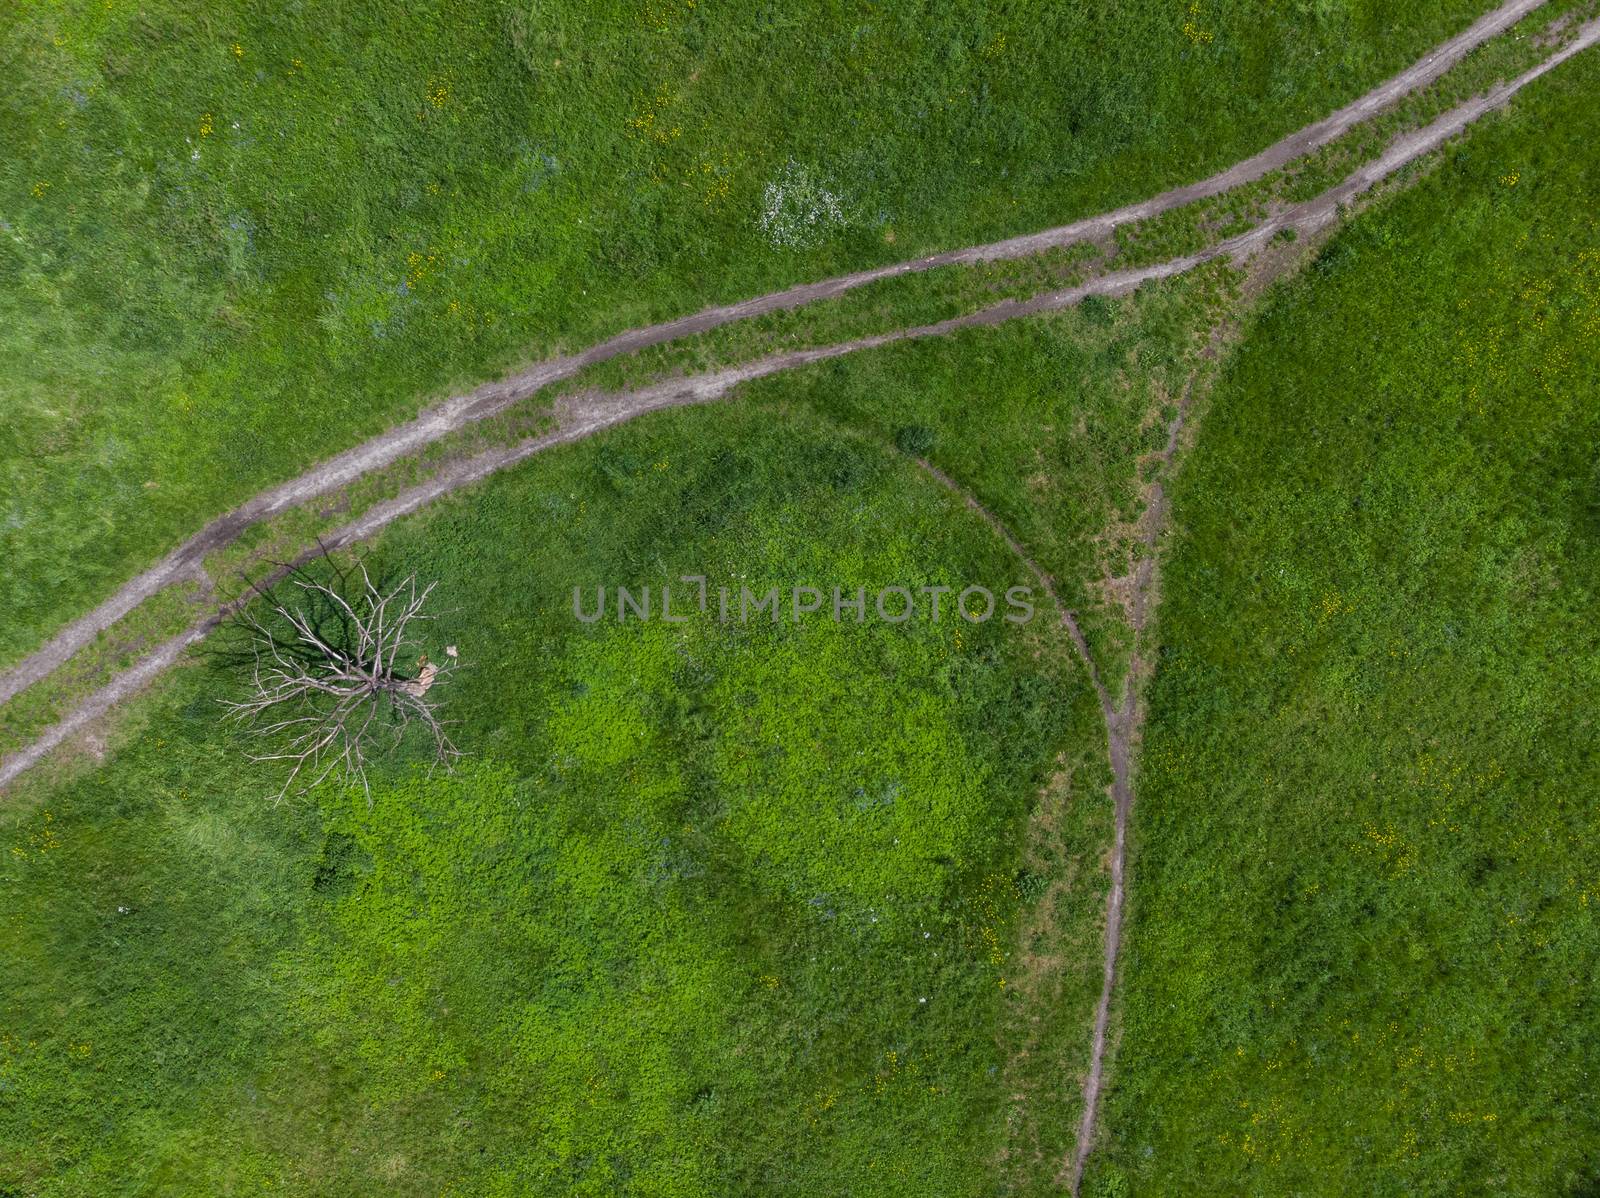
<box><xmin>7</xmin><ymin>2</ymin><xmax>1599</xmax><ymax>1192</ymax></box>
<box><xmin>0</xmin><ymin>0</ymin><xmax>1496</xmax><ymax>666</ymax></box>
<box><xmin>0</xmin><ymin>321</ymin><xmax>1154</xmax><ymax>1192</ymax></box>
<box><xmin>741</xmin><ymin>264</ymin><xmax>1234</xmax><ymax>698</ymax></box>
<box><xmin>1090</xmin><ymin>52</ymin><xmax>1600</xmax><ymax>1196</ymax></box>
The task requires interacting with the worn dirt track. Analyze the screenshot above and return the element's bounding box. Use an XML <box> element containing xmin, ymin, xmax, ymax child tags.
<box><xmin>3</xmin><ymin>0</ymin><xmax>1596</xmax><ymax>887</ymax></box>
<box><xmin>0</xmin><ymin>0</ymin><xmax>1548</xmax><ymax>715</ymax></box>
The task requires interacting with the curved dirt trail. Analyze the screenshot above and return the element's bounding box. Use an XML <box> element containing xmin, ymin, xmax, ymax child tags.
<box><xmin>0</xmin><ymin>0</ymin><xmax>1547</xmax><ymax>713</ymax></box>
<box><xmin>2</xmin><ymin>14</ymin><xmax>1596</xmax><ymax>791</ymax></box>
<box><xmin>913</xmin><ymin>459</ymin><xmax>1134</xmax><ymax>1187</ymax></box>
<box><xmin>1063</xmin><ymin>368</ymin><xmax>1199</xmax><ymax>1193</ymax></box>
<box><xmin>912</xmin><ymin>458</ymin><xmax>1109</xmax><ymax>697</ymax></box>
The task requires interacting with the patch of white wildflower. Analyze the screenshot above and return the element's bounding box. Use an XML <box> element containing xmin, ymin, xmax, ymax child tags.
<box><xmin>757</xmin><ymin>160</ymin><xmax>850</xmax><ymax>249</ymax></box>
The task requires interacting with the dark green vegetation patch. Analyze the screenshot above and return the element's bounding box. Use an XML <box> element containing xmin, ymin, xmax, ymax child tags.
<box><xmin>1094</xmin><ymin>53</ymin><xmax>1600</xmax><ymax>1197</ymax></box>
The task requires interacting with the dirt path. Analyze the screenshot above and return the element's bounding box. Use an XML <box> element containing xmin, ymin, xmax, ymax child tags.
<box><xmin>1064</xmin><ymin>364</ymin><xmax>1202</xmax><ymax>1193</ymax></box>
<box><xmin>1065</xmin><ymin>19</ymin><xmax>1600</xmax><ymax>1187</ymax></box>
<box><xmin>3</xmin><ymin>14</ymin><xmax>1596</xmax><ymax>790</ymax></box>
<box><xmin>0</xmin><ymin>0</ymin><xmax>1549</xmax><ymax>715</ymax></box>
<box><xmin>910</xmin><ymin>462</ymin><xmax>1135</xmax><ymax>1192</ymax></box>
<box><xmin>912</xmin><ymin>459</ymin><xmax>1109</xmax><ymax>696</ymax></box>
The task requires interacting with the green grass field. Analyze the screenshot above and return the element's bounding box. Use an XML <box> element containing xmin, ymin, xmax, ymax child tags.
<box><xmin>742</xmin><ymin>263</ymin><xmax>1234</xmax><ymax>697</ymax></box>
<box><xmin>0</xmin><ymin>0</ymin><xmax>1495</xmax><ymax>667</ymax></box>
<box><xmin>1</xmin><ymin>313</ymin><xmax>1176</xmax><ymax>1191</ymax></box>
<box><xmin>1090</xmin><ymin>52</ymin><xmax>1600</xmax><ymax>1196</ymax></box>
<box><xmin>9</xmin><ymin>2</ymin><xmax>1600</xmax><ymax>1192</ymax></box>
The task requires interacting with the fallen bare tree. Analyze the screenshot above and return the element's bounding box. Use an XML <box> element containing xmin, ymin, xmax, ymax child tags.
<box><xmin>219</xmin><ymin>551</ymin><xmax>460</xmax><ymax>801</ymax></box>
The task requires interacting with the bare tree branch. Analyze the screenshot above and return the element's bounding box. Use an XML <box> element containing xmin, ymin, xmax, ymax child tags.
<box><xmin>217</xmin><ymin>551</ymin><xmax>461</xmax><ymax>803</ymax></box>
